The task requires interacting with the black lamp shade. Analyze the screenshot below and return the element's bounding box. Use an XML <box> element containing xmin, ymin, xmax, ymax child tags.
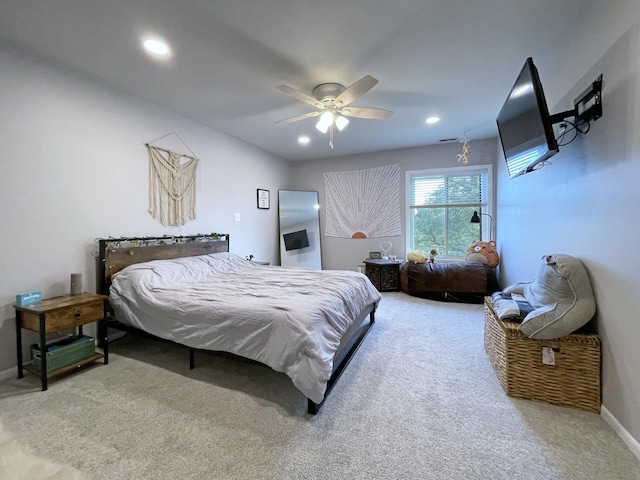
<box><xmin>470</xmin><ymin>211</ymin><xmax>481</xmax><ymax>223</ymax></box>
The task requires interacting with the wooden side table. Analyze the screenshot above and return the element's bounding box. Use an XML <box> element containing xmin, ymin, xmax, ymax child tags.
<box><xmin>363</xmin><ymin>259</ymin><xmax>403</xmax><ymax>292</ymax></box>
<box><xmin>14</xmin><ymin>293</ymin><xmax>109</xmax><ymax>390</ymax></box>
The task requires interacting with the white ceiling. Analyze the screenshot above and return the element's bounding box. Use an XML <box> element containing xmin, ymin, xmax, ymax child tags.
<box><xmin>0</xmin><ymin>0</ymin><xmax>592</xmax><ymax>161</ymax></box>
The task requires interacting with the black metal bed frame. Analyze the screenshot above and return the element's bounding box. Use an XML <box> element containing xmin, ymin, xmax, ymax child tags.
<box><xmin>97</xmin><ymin>234</ymin><xmax>375</xmax><ymax>415</ymax></box>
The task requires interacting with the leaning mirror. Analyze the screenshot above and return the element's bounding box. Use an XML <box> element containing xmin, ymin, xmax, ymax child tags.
<box><xmin>278</xmin><ymin>190</ymin><xmax>322</xmax><ymax>269</ymax></box>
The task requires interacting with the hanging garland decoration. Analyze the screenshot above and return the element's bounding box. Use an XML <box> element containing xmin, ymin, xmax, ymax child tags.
<box><xmin>146</xmin><ymin>144</ymin><xmax>199</xmax><ymax>226</ymax></box>
<box><xmin>456</xmin><ymin>133</ymin><xmax>471</xmax><ymax>165</ymax></box>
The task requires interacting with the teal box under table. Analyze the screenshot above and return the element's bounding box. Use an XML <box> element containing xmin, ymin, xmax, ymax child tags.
<box><xmin>31</xmin><ymin>335</ymin><xmax>95</xmax><ymax>373</ymax></box>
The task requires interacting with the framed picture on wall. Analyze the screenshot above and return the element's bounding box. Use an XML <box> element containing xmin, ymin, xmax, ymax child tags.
<box><xmin>257</xmin><ymin>189</ymin><xmax>270</xmax><ymax>209</ymax></box>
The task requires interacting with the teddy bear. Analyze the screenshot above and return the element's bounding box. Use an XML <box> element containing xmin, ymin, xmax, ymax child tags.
<box><xmin>465</xmin><ymin>240</ymin><xmax>499</xmax><ymax>268</ymax></box>
<box><xmin>407</xmin><ymin>251</ymin><xmax>429</xmax><ymax>264</ymax></box>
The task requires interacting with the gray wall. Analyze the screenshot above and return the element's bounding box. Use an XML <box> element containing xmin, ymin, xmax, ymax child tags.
<box><xmin>291</xmin><ymin>139</ymin><xmax>498</xmax><ymax>271</ymax></box>
<box><xmin>0</xmin><ymin>45</ymin><xmax>292</xmax><ymax>373</ymax></box>
<box><xmin>497</xmin><ymin>12</ymin><xmax>640</xmax><ymax>453</ymax></box>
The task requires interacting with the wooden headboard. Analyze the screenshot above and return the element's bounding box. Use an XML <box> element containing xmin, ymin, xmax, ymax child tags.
<box><xmin>97</xmin><ymin>234</ymin><xmax>230</xmax><ymax>295</ymax></box>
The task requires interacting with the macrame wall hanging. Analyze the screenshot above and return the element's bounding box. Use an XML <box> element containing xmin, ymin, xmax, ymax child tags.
<box><xmin>146</xmin><ymin>132</ymin><xmax>200</xmax><ymax>226</ymax></box>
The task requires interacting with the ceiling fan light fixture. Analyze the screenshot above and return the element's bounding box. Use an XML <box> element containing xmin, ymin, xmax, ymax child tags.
<box><xmin>315</xmin><ymin>123</ymin><xmax>329</xmax><ymax>134</ymax></box>
<box><xmin>335</xmin><ymin>115</ymin><xmax>349</xmax><ymax>131</ymax></box>
<box><xmin>315</xmin><ymin>111</ymin><xmax>334</xmax><ymax>133</ymax></box>
<box><xmin>276</xmin><ymin>75</ymin><xmax>391</xmax><ymax>149</ymax></box>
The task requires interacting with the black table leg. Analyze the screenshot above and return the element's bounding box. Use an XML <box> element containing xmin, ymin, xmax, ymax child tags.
<box><xmin>15</xmin><ymin>311</ymin><xmax>23</xmax><ymax>379</ymax></box>
<box><xmin>100</xmin><ymin>299</ymin><xmax>109</xmax><ymax>365</ymax></box>
<box><xmin>39</xmin><ymin>313</ymin><xmax>47</xmax><ymax>391</ymax></box>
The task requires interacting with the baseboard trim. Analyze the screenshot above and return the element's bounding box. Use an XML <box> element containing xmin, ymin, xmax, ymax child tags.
<box><xmin>0</xmin><ymin>367</ymin><xmax>15</xmax><ymax>382</ymax></box>
<box><xmin>601</xmin><ymin>405</ymin><xmax>640</xmax><ymax>461</ymax></box>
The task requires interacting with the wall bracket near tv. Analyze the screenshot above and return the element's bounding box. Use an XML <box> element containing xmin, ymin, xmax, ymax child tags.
<box><xmin>497</xmin><ymin>57</ymin><xmax>603</xmax><ymax>179</ymax></box>
<box><xmin>574</xmin><ymin>74</ymin><xmax>603</xmax><ymax>125</ymax></box>
<box><xmin>549</xmin><ymin>75</ymin><xmax>603</xmax><ymax>126</ymax></box>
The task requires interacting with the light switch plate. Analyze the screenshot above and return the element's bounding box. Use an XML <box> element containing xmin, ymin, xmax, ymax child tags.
<box><xmin>233</xmin><ymin>213</ymin><xmax>241</xmax><ymax>222</ymax></box>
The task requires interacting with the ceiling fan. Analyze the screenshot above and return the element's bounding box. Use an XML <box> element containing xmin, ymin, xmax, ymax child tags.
<box><xmin>275</xmin><ymin>75</ymin><xmax>393</xmax><ymax>147</ymax></box>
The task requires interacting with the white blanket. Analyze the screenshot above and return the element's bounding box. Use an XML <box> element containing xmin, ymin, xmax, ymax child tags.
<box><xmin>109</xmin><ymin>252</ymin><xmax>381</xmax><ymax>403</ymax></box>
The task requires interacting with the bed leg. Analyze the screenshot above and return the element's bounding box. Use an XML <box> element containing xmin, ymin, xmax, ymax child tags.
<box><xmin>307</xmin><ymin>399</ymin><xmax>320</xmax><ymax>415</ymax></box>
<box><xmin>189</xmin><ymin>349</ymin><xmax>195</xmax><ymax>369</ymax></box>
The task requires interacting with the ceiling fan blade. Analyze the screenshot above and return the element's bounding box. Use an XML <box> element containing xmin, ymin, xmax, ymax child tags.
<box><xmin>276</xmin><ymin>84</ymin><xmax>323</xmax><ymax>108</ymax></box>
<box><xmin>340</xmin><ymin>106</ymin><xmax>393</xmax><ymax>119</ymax></box>
<box><xmin>274</xmin><ymin>110</ymin><xmax>323</xmax><ymax>125</ymax></box>
<box><xmin>334</xmin><ymin>75</ymin><xmax>379</xmax><ymax>107</ymax></box>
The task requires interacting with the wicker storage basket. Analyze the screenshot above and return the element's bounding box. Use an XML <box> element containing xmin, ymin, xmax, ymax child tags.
<box><xmin>484</xmin><ymin>298</ymin><xmax>601</xmax><ymax>413</ymax></box>
<box><xmin>31</xmin><ymin>335</ymin><xmax>95</xmax><ymax>373</ymax></box>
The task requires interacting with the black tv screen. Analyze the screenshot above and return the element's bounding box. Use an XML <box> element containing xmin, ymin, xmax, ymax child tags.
<box><xmin>283</xmin><ymin>229</ymin><xmax>310</xmax><ymax>251</ymax></box>
<box><xmin>497</xmin><ymin>57</ymin><xmax>558</xmax><ymax>179</ymax></box>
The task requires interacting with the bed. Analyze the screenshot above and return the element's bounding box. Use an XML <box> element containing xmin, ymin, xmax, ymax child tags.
<box><xmin>97</xmin><ymin>234</ymin><xmax>381</xmax><ymax>414</ymax></box>
<box><xmin>400</xmin><ymin>261</ymin><xmax>500</xmax><ymax>304</ymax></box>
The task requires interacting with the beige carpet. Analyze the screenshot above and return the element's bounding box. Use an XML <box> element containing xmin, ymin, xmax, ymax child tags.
<box><xmin>0</xmin><ymin>292</ymin><xmax>638</xmax><ymax>480</ymax></box>
<box><xmin>0</xmin><ymin>422</ymin><xmax>87</xmax><ymax>480</ymax></box>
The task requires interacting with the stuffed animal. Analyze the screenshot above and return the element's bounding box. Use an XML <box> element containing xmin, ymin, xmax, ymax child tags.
<box><xmin>407</xmin><ymin>251</ymin><xmax>429</xmax><ymax>264</ymax></box>
<box><xmin>465</xmin><ymin>240</ymin><xmax>499</xmax><ymax>268</ymax></box>
<box><xmin>428</xmin><ymin>249</ymin><xmax>438</xmax><ymax>263</ymax></box>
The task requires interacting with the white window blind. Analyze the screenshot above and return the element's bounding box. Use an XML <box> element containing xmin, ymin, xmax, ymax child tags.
<box><xmin>406</xmin><ymin>165</ymin><xmax>492</xmax><ymax>258</ymax></box>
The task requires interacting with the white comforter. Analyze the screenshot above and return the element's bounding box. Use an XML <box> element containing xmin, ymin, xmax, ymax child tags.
<box><xmin>109</xmin><ymin>252</ymin><xmax>381</xmax><ymax>403</ymax></box>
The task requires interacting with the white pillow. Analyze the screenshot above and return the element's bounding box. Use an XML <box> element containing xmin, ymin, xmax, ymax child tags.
<box><xmin>503</xmin><ymin>254</ymin><xmax>596</xmax><ymax>339</ymax></box>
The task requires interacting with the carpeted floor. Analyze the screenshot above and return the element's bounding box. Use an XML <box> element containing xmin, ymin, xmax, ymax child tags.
<box><xmin>0</xmin><ymin>292</ymin><xmax>638</xmax><ymax>480</ymax></box>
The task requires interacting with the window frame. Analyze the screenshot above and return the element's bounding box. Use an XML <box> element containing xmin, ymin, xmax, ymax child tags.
<box><xmin>405</xmin><ymin>164</ymin><xmax>494</xmax><ymax>261</ymax></box>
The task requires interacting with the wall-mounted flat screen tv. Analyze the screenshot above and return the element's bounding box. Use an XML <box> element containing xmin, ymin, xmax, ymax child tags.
<box><xmin>283</xmin><ymin>229</ymin><xmax>310</xmax><ymax>251</ymax></box>
<box><xmin>497</xmin><ymin>57</ymin><xmax>558</xmax><ymax>179</ymax></box>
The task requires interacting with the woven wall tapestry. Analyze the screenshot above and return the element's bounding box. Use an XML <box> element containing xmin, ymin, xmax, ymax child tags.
<box><xmin>324</xmin><ymin>163</ymin><xmax>401</xmax><ymax>238</ymax></box>
<box><xmin>147</xmin><ymin>145</ymin><xmax>199</xmax><ymax>226</ymax></box>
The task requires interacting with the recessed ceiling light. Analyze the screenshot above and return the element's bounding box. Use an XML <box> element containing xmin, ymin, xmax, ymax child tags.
<box><xmin>298</xmin><ymin>135</ymin><xmax>310</xmax><ymax>145</ymax></box>
<box><xmin>425</xmin><ymin>116</ymin><xmax>440</xmax><ymax>124</ymax></box>
<box><xmin>142</xmin><ymin>37</ymin><xmax>171</xmax><ymax>58</ymax></box>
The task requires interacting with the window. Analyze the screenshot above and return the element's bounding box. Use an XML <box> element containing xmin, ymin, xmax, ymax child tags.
<box><xmin>406</xmin><ymin>165</ymin><xmax>493</xmax><ymax>259</ymax></box>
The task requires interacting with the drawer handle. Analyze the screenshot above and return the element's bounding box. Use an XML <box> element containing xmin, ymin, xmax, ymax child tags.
<box><xmin>74</xmin><ymin>311</ymin><xmax>81</xmax><ymax>318</ymax></box>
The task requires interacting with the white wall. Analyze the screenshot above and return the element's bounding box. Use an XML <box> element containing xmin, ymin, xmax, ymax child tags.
<box><xmin>497</xmin><ymin>10</ymin><xmax>640</xmax><ymax>451</ymax></box>
<box><xmin>0</xmin><ymin>45</ymin><xmax>292</xmax><ymax>372</ymax></box>
<box><xmin>291</xmin><ymin>139</ymin><xmax>498</xmax><ymax>271</ymax></box>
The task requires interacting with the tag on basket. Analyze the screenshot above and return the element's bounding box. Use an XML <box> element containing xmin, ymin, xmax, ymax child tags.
<box><xmin>542</xmin><ymin>346</ymin><xmax>556</xmax><ymax>366</ymax></box>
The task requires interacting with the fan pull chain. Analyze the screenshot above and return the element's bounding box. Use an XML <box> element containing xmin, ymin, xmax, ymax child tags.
<box><xmin>329</xmin><ymin>123</ymin><xmax>334</xmax><ymax>149</ymax></box>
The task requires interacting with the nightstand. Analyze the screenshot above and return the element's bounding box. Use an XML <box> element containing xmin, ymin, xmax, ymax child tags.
<box><xmin>363</xmin><ymin>259</ymin><xmax>403</xmax><ymax>292</ymax></box>
<box><xmin>14</xmin><ymin>293</ymin><xmax>109</xmax><ymax>390</ymax></box>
